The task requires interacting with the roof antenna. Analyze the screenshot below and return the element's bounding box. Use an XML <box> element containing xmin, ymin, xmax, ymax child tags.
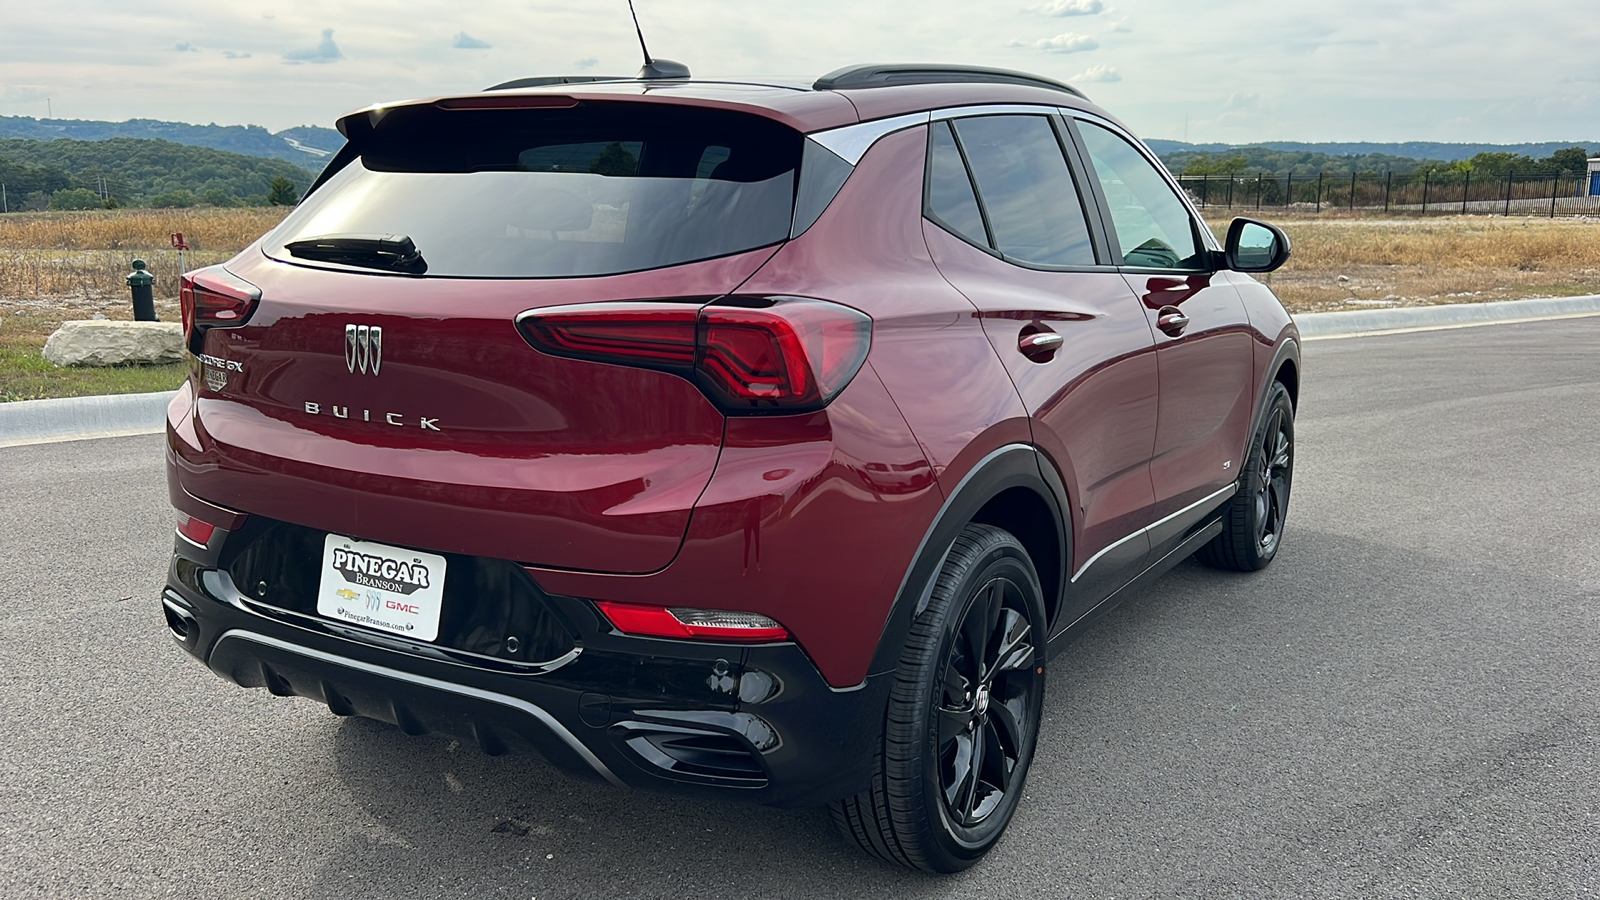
<box><xmin>627</xmin><ymin>1</ymin><xmax>690</xmax><ymax>80</ymax></box>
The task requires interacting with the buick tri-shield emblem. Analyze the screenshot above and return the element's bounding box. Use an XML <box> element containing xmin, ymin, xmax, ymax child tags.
<box><xmin>345</xmin><ymin>324</ymin><xmax>382</xmax><ymax>375</ymax></box>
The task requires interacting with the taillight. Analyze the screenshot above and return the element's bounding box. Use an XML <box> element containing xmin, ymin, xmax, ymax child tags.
<box><xmin>516</xmin><ymin>297</ymin><xmax>872</xmax><ymax>414</ymax></box>
<box><xmin>180</xmin><ymin>266</ymin><xmax>261</xmax><ymax>339</ymax></box>
<box><xmin>595</xmin><ymin>602</ymin><xmax>790</xmax><ymax>643</ymax></box>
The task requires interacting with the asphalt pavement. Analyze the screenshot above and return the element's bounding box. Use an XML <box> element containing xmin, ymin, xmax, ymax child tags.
<box><xmin>2</xmin><ymin>318</ymin><xmax>1597</xmax><ymax>898</ymax></box>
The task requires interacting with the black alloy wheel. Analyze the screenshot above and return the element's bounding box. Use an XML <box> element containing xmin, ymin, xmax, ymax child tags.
<box><xmin>831</xmin><ymin>523</ymin><xmax>1047</xmax><ymax>873</ymax></box>
<box><xmin>1254</xmin><ymin>402</ymin><xmax>1292</xmax><ymax>557</ymax></box>
<box><xmin>936</xmin><ymin>574</ymin><xmax>1038</xmax><ymax>829</ymax></box>
<box><xmin>1198</xmin><ymin>381</ymin><xmax>1295</xmax><ymax>571</ymax></box>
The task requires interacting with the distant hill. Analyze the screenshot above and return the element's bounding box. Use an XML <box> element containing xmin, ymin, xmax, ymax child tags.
<box><xmin>1147</xmin><ymin>139</ymin><xmax>1598</xmax><ymax>176</ymax></box>
<box><xmin>0</xmin><ymin>116</ymin><xmax>343</xmax><ymax>168</ymax></box>
<box><xmin>0</xmin><ymin>137</ymin><xmax>316</xmax><ymax>208</ymax></box>
<box><xmin>1146</xmin><ymin>140</ymin><xmax>1600</xmax><ymax>162</ymax></box>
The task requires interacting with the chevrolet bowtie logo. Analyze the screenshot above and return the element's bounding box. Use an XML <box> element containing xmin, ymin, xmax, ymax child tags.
<box><xmin>345</xmin><ymin>324</ymin><xmax>382</xmax><ymax>375</ymax></box>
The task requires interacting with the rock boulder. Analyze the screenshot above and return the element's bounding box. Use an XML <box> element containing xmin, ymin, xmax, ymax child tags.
<box><xmin>42</xmin><ymin>320</ymin><xmax>185</xmax><ymax>367</ymax></box>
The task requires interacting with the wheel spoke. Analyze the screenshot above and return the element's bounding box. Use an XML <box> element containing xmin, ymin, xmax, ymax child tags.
<box><xmin>944</xmin><ymin>732</ymin><xmax>974</xmax><ymax>809</ymax></box>
<box><xmin>990</xmin><ymin>695</ymin><xmax>1027</xmax><ymax>754</ymax></box>
<box><xmin>985</xmin><ymin>719</ymin><xmax>1015</xmax><ymax>792</ymax></box>
<box><xmin>961</xmin><ymin>585</ymin><xmax>996</xmax><ymax>678</ymax></box>
<box><xmin>943</xmin><ymin>664</ymin><xmax>971</xmax><ymax>707</ymax></box>
<box><xmin>960</xmin><ymin>718</ymin><xmax>987</xmax><ymax>822</ymax></box>
<box><xmin>1271</xmin><ymin>431</ymin><xmax>1291</xmax><ymax>469</ymax></box>
<box><xmin>991</xmin><ymin>610</ymin><xmax>1034</xmax><ymax>674</ymax></box>
<box><xmin>938</xmin><ymin>704</ymin><xmax>972</xmax><ymax>747</ymax></box>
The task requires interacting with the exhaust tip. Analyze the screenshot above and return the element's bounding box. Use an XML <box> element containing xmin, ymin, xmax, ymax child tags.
<box><xmin>161</xmin><ymin>594</ymin><xmax>197</xmax><ymax>645</ymax></box>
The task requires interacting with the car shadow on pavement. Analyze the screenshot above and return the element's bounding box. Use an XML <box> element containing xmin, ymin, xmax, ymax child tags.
<box><xmin>298</xmin><ymin>529</ymin><xmax>1598</xmax><ymax>898</ymax></box>
<box><xmin>314</xmin><ymin>711</ymin><xmax>950</xmax><ymax>897</ymax></box>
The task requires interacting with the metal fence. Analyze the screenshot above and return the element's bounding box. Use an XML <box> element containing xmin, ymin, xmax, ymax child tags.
<box><xmin>1175</xmin><ymin>172</ymin><xmax>1600</xmax><ymax>217</ymax></box>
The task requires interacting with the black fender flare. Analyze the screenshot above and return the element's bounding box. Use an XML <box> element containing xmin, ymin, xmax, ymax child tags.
<box><xmin>865</xmin><ymin>443</ymin><xmax>1069</xmax><ymax>678</ymax></box>
<box><xmin>1260</xmin><ymin>334</ymin><xmax>1301</xmax><ymax>416</ymax></box>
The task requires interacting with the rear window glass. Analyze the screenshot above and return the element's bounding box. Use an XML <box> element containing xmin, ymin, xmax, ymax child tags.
<box><xmin>265</xmin><ymin>103</ymin><xmax>804</xmax><ymax>278</ymax></box>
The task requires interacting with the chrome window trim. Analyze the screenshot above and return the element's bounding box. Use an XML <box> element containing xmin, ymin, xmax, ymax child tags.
<box><xmin>930</xmin><ymin>103</ymin><xmax>1065</xmax><ymax>121</ymax></box>
<box><xmin>1060</xmin><ymin>109</ymin><xmax>1223</xmax><ymax>253</ymax></box>
<box><xmin>1070</xmin><ymin>483</ymin><xmax>1237</xmax><ymax>583</ymax></box>
<box><xmin>809</xmin><ymin>112</ymin><xmax>930</xmax><ymax>164</ymax></box>
<box><xmin>213</xmin><ymin>629</ymin><xmax>626</xmax><ymax>787</ymax></box>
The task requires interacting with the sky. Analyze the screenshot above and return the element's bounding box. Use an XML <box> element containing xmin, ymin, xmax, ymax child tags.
<box><xmin>2</xmin><ymin>0</ymin><xmax>1598</xmax><ymax>145</ymax></box>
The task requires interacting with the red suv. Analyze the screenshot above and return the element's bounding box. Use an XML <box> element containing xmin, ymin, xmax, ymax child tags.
<box><xmin>161</xmin><ymin>63</ymin><xmax>1299</xmax><ymax>872</ymax></box>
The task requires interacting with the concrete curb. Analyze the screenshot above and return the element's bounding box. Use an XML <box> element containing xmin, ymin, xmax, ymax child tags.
<box><xmin>1296</xmin><ymin>294</ymin><xmax>1600</xmax><ymax>339</ymax></box>
<box><xmin>2</xmin><ymin>294</ymin><xmax>1598</xmax><ymax>449</ymax></box>
<box><xmin>0</xmin><ymin>390</ymin><xmax>176</xmax><ymax>449</ymax></box>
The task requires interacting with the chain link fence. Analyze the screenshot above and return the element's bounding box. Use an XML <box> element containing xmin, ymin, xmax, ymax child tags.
<box><xmin>1176</xmin><ymin>171</ymin><xmax>1600</xmax><ymax>217</ymax></box>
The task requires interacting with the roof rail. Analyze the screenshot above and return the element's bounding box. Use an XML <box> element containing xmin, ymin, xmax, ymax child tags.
<box><xmin>813</xmin><ymin>64</ymin><xmax>1084</xmax><ymax>98</ymax></box>
<box><xmin>484</xmin><ymin>75</ymin><xmax>629</xmax><ymax>91</ymax></box>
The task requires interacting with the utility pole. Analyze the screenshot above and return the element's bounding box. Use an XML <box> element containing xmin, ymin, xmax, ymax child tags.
<box><xmin>2</xmin><ymin>183</ymin><xmax>7</xmax><ymax>214</ymax></box>
<box><xmin>46</xmin><ymin>97</ymin><xmax>52</xmax><ymax>118</ymax></box>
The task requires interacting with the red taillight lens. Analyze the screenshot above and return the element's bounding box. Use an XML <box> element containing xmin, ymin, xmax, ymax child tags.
<box><xmin>516</xmin><ymin>297</ymin><xmax>872</xmax><ymax>414</ymax></box>
<box><xmin>175</xmin><ymin>515</ymin><xmax>216</xmax><ymax>547</ymax></box>
<box><xmin>516</xmin><ymin>302</ymin><xmax>698</xmax><ymax>368</ymax></box>
<box><xmin>595</xmin><ymin>602</ymin><xmax>790</xmax><ymax>643</ymax></box>
<box><xmin>180</xmin><ymin>266</ymin><xmax>261</xmax><ymax>339</ymax></box>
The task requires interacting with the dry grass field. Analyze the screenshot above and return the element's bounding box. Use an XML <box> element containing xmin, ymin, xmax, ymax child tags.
<box><xmin>1206</xmin><ymin>213</ymin><xmax>1600</xmax><ymax>312</ymax></box>
<box><xmin>1</xmin><ymin>207</ymin><xmax>1598</xmax><ymax>399</ymax></box>
<box><xmin>0</xmin><ymin>208</ymin><xmax>287</xmax><ymax>400</ymax></box>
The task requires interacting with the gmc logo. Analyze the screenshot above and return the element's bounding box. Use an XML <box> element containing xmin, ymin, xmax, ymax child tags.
<box><xmin>385</xmin><ymin>600</ymin><xmax>421</xmax><ymax>615</ymax></box>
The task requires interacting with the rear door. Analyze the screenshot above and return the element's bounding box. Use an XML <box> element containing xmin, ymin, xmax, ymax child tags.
<box><xmin>1067</xmin><ymin>116</ymin><xmax>1257</xmax><ymax>554</ymax></box>
<box><xmin>919</xmin><ymin>111</ymin><xmax>1160</xmax><ymax>623</ymax></box>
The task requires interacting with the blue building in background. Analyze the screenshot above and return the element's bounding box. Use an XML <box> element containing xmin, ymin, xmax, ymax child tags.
<box><xmin>1590</xmin><ymin>158</ymin><xmax>1600</xmax><ymax>196</ymax></box>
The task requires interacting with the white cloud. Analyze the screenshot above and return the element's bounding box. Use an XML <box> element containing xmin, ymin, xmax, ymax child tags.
<box><xmin>452</xmin><ymin>32</ymin><xmax>491</xmax><ymax>50</ymax></box>
<box><xmin>222</xmin><ymin>51</ymin><xmax>252</xmax><ymax>60</ymax></box>
<box><xmin>1071</xmin><ymin>64</ymin><xmax>1121</xmax><ymax>83</ymax></box>
<box><xmin>1010</xmin><ymin>32</ymin><xmax>1100</xmax><ymax>53</ymax></box>
<box><xmin>574</xmin><ymin>57</ymin><xmax>599</xmax><ymax>71</ymax></box>
<box><xmin>174</xmin><ymin>42</ymin><xmax>198</xmax><ymax>52</ymax></box>
<box><xmin>1030</xmin><ymin>0</ymin><xmax>1104</xmax><ymax>16</ymax></box>
<box><xmin>283</xmin><ymin>28</ymin><xmax>342</xmax><ymax>64</ymax></box>
<box><xmin>0</xmin><ymin>84</ymin><xmax>50</xmax><ymax>104</ymax></box>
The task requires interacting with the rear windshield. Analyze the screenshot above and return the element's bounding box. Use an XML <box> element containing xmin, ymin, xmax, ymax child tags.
<box><xmin>264</xmin><ymin>102</ymin><xmax>804</xmax><ymax>278</ymax></box>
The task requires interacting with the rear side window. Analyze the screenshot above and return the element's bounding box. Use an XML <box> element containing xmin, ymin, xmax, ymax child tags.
<box><xmin>925</xmin><ymin>121</ymin><xmax>989</xmax><ymax>247</ymax></box>
<box><xmin>265</xmin><ymin>103</ymin><xmax>804</xmax><ymax>278</ymax></box>
<box><xmin>951</xmin><ymin>115</ymin><xmax>1096</xmax><ymax>267</ymax></box>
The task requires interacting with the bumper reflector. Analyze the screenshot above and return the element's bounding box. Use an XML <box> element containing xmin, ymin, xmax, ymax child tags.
<box><xmin>176</xmin><ymin>515</ymin><xmax>216</xmax><ymax>548</ymax></box>
<box><xmin>596</xmin><ymin>602</ymin><xmax>789</xmax><ymax>643</ymax></box>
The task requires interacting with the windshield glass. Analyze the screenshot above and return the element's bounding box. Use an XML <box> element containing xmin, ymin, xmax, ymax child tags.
<box><xmin>265</xmin><ymin>102</ymin><xmax>802</xmax><ymax>278</ymax></box>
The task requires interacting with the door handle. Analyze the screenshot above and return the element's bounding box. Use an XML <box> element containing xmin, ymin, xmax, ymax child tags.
<box><xmin>1018</xmin><ymin>331</ymin><xmax>1063</xmax><ymax>361</ymax></box>
<box><xmin>1155</xmin><ymin>306</ymin><xmax>1189</xmax><ymax>337</ymax></box>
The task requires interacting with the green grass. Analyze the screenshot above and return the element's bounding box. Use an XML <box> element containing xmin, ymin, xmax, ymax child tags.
<box><xmin>0</xmin><ymin>342</ymin><xmax>187</xmax><ymax>402</ymax></box>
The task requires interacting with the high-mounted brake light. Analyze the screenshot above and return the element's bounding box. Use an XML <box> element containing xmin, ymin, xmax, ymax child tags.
<box><xmin>595</xmin><ymin>602</ymin><xmax>790</xmax><ymax>643</ymax></box>
<box><xmin>435</xmin><ymin>95</ymin><xmax>580</xmax><ymax>110</ymax></box>
<box><xmin>516</xmin><ymin>297</ymin><xmax>872</xmax><ymax>414</ymax></box>
<box><xmin>179</xmin><ymin>266</ymin><xmax>261</xmax><ymax>338</ymax></box>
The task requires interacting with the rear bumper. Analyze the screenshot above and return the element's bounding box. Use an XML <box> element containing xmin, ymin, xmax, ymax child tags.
<box><xmin>162</xmin><ymin>536</ymin><xmax>891</xmax><ymax>807</ymax></box>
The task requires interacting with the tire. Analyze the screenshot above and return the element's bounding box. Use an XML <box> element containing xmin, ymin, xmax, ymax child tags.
<box><xmin>831</xmin><ymin>523</ymin><xmax>1047</xmax><ymax>873</ymax></box>
<box><xmin>1197</xmin><ymin>381</ymin><xmax>1295</xmax><ymax>571</ymax></box>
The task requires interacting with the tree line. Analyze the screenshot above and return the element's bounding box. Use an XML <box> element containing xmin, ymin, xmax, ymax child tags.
<box><xmin>1171</xmin><ymin>146</ymin><xmax>1592</xmax><ymax>178</ymax></box>
<box><xmin>0</xmin><ymin>137</ymin><xmax>314</xmax><ymax>211</ymax></box>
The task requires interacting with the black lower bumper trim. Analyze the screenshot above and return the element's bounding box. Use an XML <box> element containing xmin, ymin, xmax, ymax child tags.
<box><xmin>210</xmin><ymin>629</ymin><xmax>625</xmax><ymax>787</ymax></box>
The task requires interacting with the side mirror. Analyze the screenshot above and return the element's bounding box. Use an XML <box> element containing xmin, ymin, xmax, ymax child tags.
<box><xmin>1225</xmin><ymin>218</ymin><xmax>1291</xmax><ymax>273</ymax></box>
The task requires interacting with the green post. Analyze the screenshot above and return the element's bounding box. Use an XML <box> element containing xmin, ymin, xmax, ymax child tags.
<box><xmin>127</xmin><ymin>258</ymin><xmax>157</xmax><ymax>321</ymax></box>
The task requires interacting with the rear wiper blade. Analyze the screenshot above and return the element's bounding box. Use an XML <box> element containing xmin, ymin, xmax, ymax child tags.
<box><xmin>284</xmin><ymin>233</ymin><xmax>427</xmax><ymax>274</ymax></box>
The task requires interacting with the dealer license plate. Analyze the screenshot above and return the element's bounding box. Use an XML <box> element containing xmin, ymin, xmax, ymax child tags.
<box><xmin>315</xmin><ymin>534</ymin><xmax>447</xmax><ymax>642</ymax></box>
